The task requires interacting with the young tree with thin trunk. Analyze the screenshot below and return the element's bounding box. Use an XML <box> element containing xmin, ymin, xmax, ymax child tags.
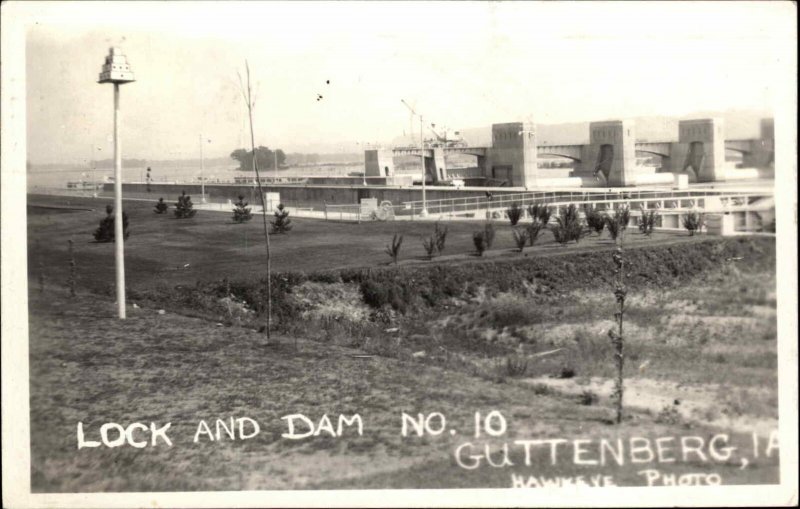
<box><xmin>609</xmin><ymin>242</ymin><xmax>627</xmax><ymax>424</ymax></box>
<box><xmin>238</xmin><ymin>61</ymin><xmax>272</xmax><ymax>343</ymax></box>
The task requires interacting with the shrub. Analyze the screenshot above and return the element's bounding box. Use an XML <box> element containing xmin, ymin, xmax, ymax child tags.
<box><xmin>605</xmin><ymin>206</ymin><xmax>630</xmax><ymax>242</ymax></box>
<box><xmin>683</xmin><ymin>211</ymin><xmax>703</xmax><ymax>236</ymax></box>
<box><xmin>153</xmin><ymin>197</ymin><xmax>168</xmax><ymax>214</ymax></box>
<box><xmin>578</xmin><ymin>390</ymin><xmax>599</xmax><ymax>406</ymax></box>
<box><xmin>484</xmin><ymin>222</ymin><xmax>496</xmax><ymax>249</ymax></box>
<box><xmin>500</xmin><ymin>356</ymin><xmax>528</xmax><ymax>377</ymax></box>
<box><xmin>551</xmin><ymin>204</ymin><xmax>584</xmax><ymax>245</ymax></box>
<box><xmin>557</xmin><ymin>365</ymin><xmax>576</xmax><ymax>379</ymax></box>
<box><xmin>617</xmin><ymin>206</ymin><xmax>631</xmax><ymax>232</ymax></box>
<box><xmin>232</xmin><ymin>195</ymin><xmax>253</xmax><ymax>223</ymax></box>
<box><xmin>584</xmin><ymin>206</ymin><xmax>606</xmax><ymax>235</ymax></box>
<box><xmin>525</xmin><ymin>222</ymin><xmax>543</xmax><ymax>247</ymax></box>
<box><xmin>528</xmin><ymin>203</ymin><xmax>552</xmax><ymax>226</ymax></box>
<box><xmin>512</xmin><ymin>228</ymin><xmax>528</xmax><ymax>253</ymax></box>
<box><xmin>385</xmin><ymin>233</ymin><xmax>403</xmax><ymax>265</ymax></box>
<box><xmin>421</xmin><ymin>235</ymin><xmax>437</xmax><ymax>260</ymax></box>
<box><xmin>473</xmin><ymin>231</ymin><xmax>487</xmax><ymax>256</ymax></box>
<box><xmin>360</xmin><ymin>277</ymin><xmax>410</xmax><ymax>312</ymax></box>
<box><xmin>605</xmin><ymin>214</ymin><xmax>621</xmax><ymax>241</ymax></box>
<box><xmin>434</xmin><ymin>222</ymin><xmax>448</xmax><ymax>254</ymax></box>
<box><xmin>638</xmin><ymin>208</ymin><xmax>659</xmax><ymax>237</ymax></box>
<box><xmin>271</xmin><ymin>203</ymin><xmax>292</xmax><ymax>233</ymax></box>
<box><xmin>506</xmin><ymin>203</ymin><xmax>523</xmax><ymax>226</ymax></box>
<box><xmin>94</xmin><ymin>204</ymin><xmax>130</xmax><ymax>242</ymax></box>
<box><xmin>174</xmin><ymin>191</ymin><xmax>197</xmax><ymax>219</ymax></box>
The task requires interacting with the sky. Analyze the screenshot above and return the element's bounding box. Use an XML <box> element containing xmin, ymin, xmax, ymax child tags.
<box><xmin>21</xmin><ymin>1</ymin><xmax>796</xmax><ymax>164</ymax></box>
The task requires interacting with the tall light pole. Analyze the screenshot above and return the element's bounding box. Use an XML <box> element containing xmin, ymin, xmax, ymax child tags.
<box><xmin>401</xmin><ymin>99</ymin><xmax>428</xmax><ymax>216</ymax></box>
<box><xmin>89</xmin><ymin>145</ymin><xmax>101</xmax><ymax>198</ymax></box>
<box><xmin>98</xmin><ymin>47</ymin><xmax>135</xmax><ymax>319</ymax></box>
<box><xmin>274</xmin><ymin>149</ymin><xmax>278</xmax><ymax>182</ymax></box>
<box><xmin>199</xmin><ymin>133</ymin><xmax>206</xmax><ymax>203</ymax></box>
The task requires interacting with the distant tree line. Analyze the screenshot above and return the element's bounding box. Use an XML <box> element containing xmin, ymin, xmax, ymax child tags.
<box><xmin>230</xmin><ymin>146</ymin><xmax>287</xmax><ymax>172</ymax></box>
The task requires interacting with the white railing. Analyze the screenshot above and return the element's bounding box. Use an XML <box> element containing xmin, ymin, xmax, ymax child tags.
<box><xmin>401</xmin><ymin>188</ymin><xmax>765</xmax><ymax>218</ymax></box>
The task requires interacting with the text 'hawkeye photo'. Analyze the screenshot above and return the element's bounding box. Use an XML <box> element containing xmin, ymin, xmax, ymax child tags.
<box><xmin>5</xmin><ymin>1</ymin><xmax>797</xmax><ymax>507</ymax></box>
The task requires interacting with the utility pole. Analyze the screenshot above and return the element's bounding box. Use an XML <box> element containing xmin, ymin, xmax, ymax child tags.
<box><xmin>98</xmin><ymin>47</ymin><xmax>135</xmax><ymax>319</ymax></box>
<box><xmin>200</xmin><ymin>133</ymin><xmax>206</xmax><ymax>203</ymax></box>
<box><xmin>90</xmin><ymin>144</ymin><xmax>99</xmax><ymax>198</ymax></box>
<box><xmin>274</xmin><ymin>149</ymin><xmax>278</xmax><ymax>182</ymax></box>
<box><xmin>401</xmin><ymin>99</ymin><xmax>428</xmax><ymax>216</ymax></box>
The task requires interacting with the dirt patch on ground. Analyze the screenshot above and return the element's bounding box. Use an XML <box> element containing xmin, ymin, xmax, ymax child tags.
<box><xmin>523</xmin><ymin>376</ymin><xmax>777</xmax><ymax>437</ymax></box>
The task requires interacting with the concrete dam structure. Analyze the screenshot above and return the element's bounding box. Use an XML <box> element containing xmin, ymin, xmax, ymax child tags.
<box><xmin>365</xmin><ymin>118</ymin><xmax>774</xmax><ymax>189</ymax></box>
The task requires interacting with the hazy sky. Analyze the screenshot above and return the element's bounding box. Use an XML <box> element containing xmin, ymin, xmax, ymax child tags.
<box><xmin>23</xmin><ymin>1</ymin><xmax>796</xmax><ymax>164</ymax></box>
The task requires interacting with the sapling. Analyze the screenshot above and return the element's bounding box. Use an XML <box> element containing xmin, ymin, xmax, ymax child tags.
<box><xmin>421</xmin><ymin>235</ymin><xmax>437</xmax><ymax>260</ymax></box>
<box><xmin>525</xmin><ymin>222</ymin><xmax>543</xmax><ymax>247</ymax></box>
<box><xmin>270</xmin><ymin>204</ymin><xmax>292</xmax><ymax>233</ymax></box>
<box><xmin>512</xmin><ymin>228</ymin><xmax>528</xmax><ymax>253</ymax></box>
<box><xmin>94</xmin><ymin>204</ymin><xmax>130</xmax><ymax>242</ymax></box>
<box><xmin>472</xmin><ymin>231</ymin><xmax>487</xmax><ymax>256</ymax></box>
<box><xmin>434</xmin><ymin>222</ymin><xmax>448</xmax><ymax>254</ymax></box>
<box><xmin>232</xmin><ymin>195</ymin><xmax>253</xmax><ymax>223</ymax></box>
<box><xmin>584</xmin><ymin>205</ymin><xmax>606</xmax><ymax>235</ymax></box>
<box><xmin>174</xmin><ymin>191</ymin><xmax>197</xmax><ymax>219</ymax></box>
<box><xmin>552</xmin><ymin>204</ymin><xmax>584</xmax><ymax>245</ymax></box>
<box><xmin>154</xmin><ymin>197</ymin><xmax>168</xmax><ymax>214</ymax></box>
<box><xmin>683</xmin><ymin>211</ymin><xmax>703</xmax><ymax>236</ymax></box>
<box><xmin>608</xmin><ymin>244</ymin><xmax>627</xmax><ymax>424</ymax></box>
<box><xmin>484</xmin><ymin>222</ymin><xmax>496</xmax><ymax>249</ymax></box>
<box><xmin>605</xmin><ymin>206</ymin><xmax>630</xmax><ymax>242</ymax></box>
<box><xmin>506</xmin><ymin>203</ymin><xmax>523</xmax><ymax>226</ymax></box>
<box><xmin>528</xmin><ymin>203</ymin><xmax>552</xmax><ymax>227</ymax></box>
<box><xmin>638</xmin><ymin>208</ymin><xmax>659</xmax><ymax>237</ymax></box>
<box><xmin>385</xmin><ymin>234</ymin><xmax>403</xmax><ymax>265</ymax></box>
<box><xmin>238</xmin><ymin>60</ymin><xmax>273</xmax><ymax>342</ymax></box>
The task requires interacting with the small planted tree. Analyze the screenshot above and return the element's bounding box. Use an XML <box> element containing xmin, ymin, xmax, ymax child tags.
<box><xmin>608</xmin><ymin>245</ymin><xmax>627</xmax><ymax>424</ymax></box>
<box><xmin>270</xmin><ymin>203</ymin><xmax>292</xmax><ymax>234</ymax></box>
<box><xmin>421</xmin><ymin>235</ymin><xmax>437</xmax><ymax>260</ymax></box>
<box><xmin>512</xmin><ymin>228</ymin><xmax>528</xmax><ymax>253</ymax></box>
<box><xmin>232</xmin><ymin>195</ymin><xmax>253</xmax><ymax>223</ymax></box>
<box><xmin>584</xmin><ymin>206</ymin><xmax>606</xmax><ymax>236</ymax></box>
<box><xmin>616</xmin><ymin>206</ymin><xmax>631</xmax><ymax>233</ymax></box>
<box><xmin>551</xmin><ymin>204</ymin><xmax>584</xmax><ymax>245</ymax></box>
<box><xmin>528</xmin><ymin>203</ymin><xmax>552</xmax><ymax>227</ymax></box>
<box><xmin>506</xmin><ymin>202</ymin><xmax>523</xmax><ymax>226</ymax></box>
<box><xmin>434</xmin><ymin>222</ymin><xmax>448</xmax><ymax>254</ymax></box>
<box><xmin>638</xmin><ymin>208</ymin><xmax>659</xmax><ymax>237</ymax></box>
<box><xmin>484</xmin><ymin>222</ymin><xmax>496</xmax><ymax>249</ymax></box>
<box><xmin>472</xmin><ymin>231</ymin><xmax>487</xmax><ymax>256</ymax></box>
<box><xmin>385</xmin><ymin>234</ymin><xmax>403</xmax><ymax>265</ymax></box>
<box><xmin>525</xmin><ymin>221</ymin><xmax>543</xmax><ymax>247</ymax></box>
<box><xmin>605</xmin><ymin>206</ymin><xmax>630</xmax><ymax>242</ymax></box>
<box><xmin>683</xmin><ymin>211</ymin><xmax>703</xmax><ymax>236</ymax></box>
<box><xmin>153</xmin><ymin>197</ymin><xmax>168</xmax><ymax>214</ymax></box>
<box><xmin>94</xmin><ymin>204</ymin><xmax>130</xmax><ymax>242</ymax></box>
<box><xmin>174</xmin><ymin>191</ymin><xmax>197</xmax><ymax>219</ymax></box>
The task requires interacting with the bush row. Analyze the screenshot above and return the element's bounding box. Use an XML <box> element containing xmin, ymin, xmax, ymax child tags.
<box><xmin>131</xmin><ymin>237</ymin><xmax>775</xmax><ymax>330</ymax></box>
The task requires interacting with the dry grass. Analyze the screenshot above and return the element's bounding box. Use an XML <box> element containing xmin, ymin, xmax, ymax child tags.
<box><xmin>28</xmin><ymin>288</ymin><xmax>779</xmax><ymax>491</ymax></box>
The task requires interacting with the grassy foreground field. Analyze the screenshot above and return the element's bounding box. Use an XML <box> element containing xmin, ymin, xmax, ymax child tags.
<box><xmin>26</xmin><ymin>194</ymin><xmax>780</xmax><ymax>491</ymax></box>
<box><xmin>29</xmin><ymin>288</ymin><xmax>779</xmax><ymax>491</ymax></box>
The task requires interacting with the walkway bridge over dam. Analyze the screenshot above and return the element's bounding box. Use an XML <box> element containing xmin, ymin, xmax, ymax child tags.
<box><xmin>365</xmin><ymin>118</ymin><xmax>774</xmax><ymax>189</ymax></box>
